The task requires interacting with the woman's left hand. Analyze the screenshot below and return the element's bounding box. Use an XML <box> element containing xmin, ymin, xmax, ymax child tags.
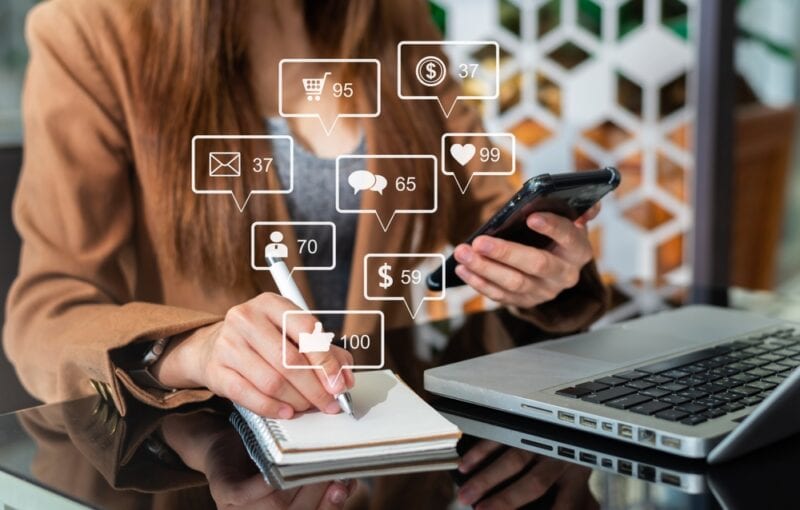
<box><xmin>453</xmin><ymin>204</ymin><xmax>600</xmax><ymax>308</ymax></box>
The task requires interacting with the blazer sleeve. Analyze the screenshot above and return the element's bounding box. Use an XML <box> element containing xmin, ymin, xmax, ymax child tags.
<box><xmin>2</xmin><ymin>2</ymin><xmax>220</xmax><ymax>416</ymax></box>
<box><xmin>407</xmin><ymin>6</ymin><xmax>609</xmax><ymax>333</ymax></box>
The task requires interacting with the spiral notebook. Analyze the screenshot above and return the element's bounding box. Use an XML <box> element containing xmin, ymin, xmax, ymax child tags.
<box><xmin>232</xmin><ymin>370</ymin><xmax>461</xmax><ymax>465</ymax></box>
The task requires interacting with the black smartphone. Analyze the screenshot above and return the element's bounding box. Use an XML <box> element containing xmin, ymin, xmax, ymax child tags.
<box><xmin>426</xmin><ymin>167</ymin><xmax>621</xmax><ymax>291</ymax></box>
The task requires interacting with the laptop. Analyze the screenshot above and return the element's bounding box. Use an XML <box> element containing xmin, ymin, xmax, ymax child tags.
<box><xmin>424</xmin><ymin>305</ymin><xmax>800</xmax><ymax>463</ymax></box>
<box><xmin>435</xmin><ymin>397</ymin><xmax>800</xmax><ymax>507</ymax></box>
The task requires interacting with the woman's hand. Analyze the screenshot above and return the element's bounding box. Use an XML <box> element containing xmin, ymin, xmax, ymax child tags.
<box><xmin>457</xmin><ymin>440</ymin><xmax>596</xmax><ymax>509</ymax></box>
<box><xmin>161</xmin><ymin>412</ymin><xmax>356</xmax><ymax>509</ymax></box>
<box><xmin>453</xmin><ymin>204</ymin><xmax>600</xmax><ymax>308</ymax></box>
<box><xmin>153</xmin><ymin>293</ymin><xmax>354</xmax><ymax>419</ymax></box>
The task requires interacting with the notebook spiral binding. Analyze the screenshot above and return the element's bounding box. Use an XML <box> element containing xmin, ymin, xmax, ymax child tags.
<box><xmin>229</xmin><ymin>408</ymin><xmax>281</xmax><ymax>486</ymax></box>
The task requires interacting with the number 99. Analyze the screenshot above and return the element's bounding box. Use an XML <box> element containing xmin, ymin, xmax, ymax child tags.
<box><xmin>479</xmin><ymin>147</ymin><xmax>501</xmax><ymax>163</ymax></box>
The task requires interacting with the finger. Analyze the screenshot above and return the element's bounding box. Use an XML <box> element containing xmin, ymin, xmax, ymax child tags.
<box><xmin>216</xmin><ymin>367</ymin><xmax>294</xmax><ymax>419</ymax></box>
<box><xmin>527</xmin><ymin>213</ymin><xmax>593</xmax><ymax>265</ymax></box>
<box><xmin>302</xmin><ymin>344</ymin><xmax>352</xmax><ymax>394</ymax></box>
<box><xmin>318</xmin><ymin>480</ymin><xmax>355</xmax><ymax>509</ymax></box>
<box><xmin>551</xmin><ymin>467</ymin><xmax>595</xmax><ymax>510</ymax></box>
<box><xmin>575</xmin><ymin>203</ymin><xmax>601</xmax><ymax>226</ymax></box>
<box><xmin>328</xmin><ymin>347</ymin><xmax>356</xmax><ymax>388</ymax></box>
<box><xmin>222</xmin><ymin>344</ymin><xmax>312</xmax><ymax>412</ymax></box>
<box><xmin>288</xmin><ymin>482</ymin><xmax>338</xmax><ymax>510</ymax></box>
<box><xmin>476</xmin><ymin>458</ymin><xmax>569</xmax><ymax>510</ymax></box>
<box><xmin>455</xmin><ymin>262</ymin><xmax>564</xmax><ymax>308</ymax></box>
<box><xmin>458</xmin><ymin>448</ymin><xmax>536</xmax><ymax>506</ymax></box>
<box><xmin>455</xmin><ymin>264</ymin><xmax>511</xmax><ymax>304</ymax></box>
<box><xmin>461</xmin><ymin>239</ymin><xmax>572</xmax><ymax>282</ymax></box>
<box><xmin>225</xmin><ymin>306</ymin><xmax>341</xmax><ymax>414</ymax></box>
<box><xmin>256</xmin><ymin>296</ymin><xmax>350</xmax><ymax>395</ymax></box>
<box><xmin>455</xmin><ymin>243</ymin><xmax>537</xmax><ymax>295</ymax></box>
<box><xmin>459</xmin><ymin>440</ymin><xmax>505</xmax><ymax>473</ymax></box>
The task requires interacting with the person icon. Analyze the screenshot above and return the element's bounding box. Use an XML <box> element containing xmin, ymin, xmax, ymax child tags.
<box><xmin>264</xmin><ymin>231</ymin><xmax>288</xmax><ymax>260</ymax></box>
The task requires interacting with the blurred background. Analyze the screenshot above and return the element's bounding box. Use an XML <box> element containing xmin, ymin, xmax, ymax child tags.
<box><xmin>0</xmin><ymin>1</ymin><xmax>798</xmax><ymax>414</ymax></box>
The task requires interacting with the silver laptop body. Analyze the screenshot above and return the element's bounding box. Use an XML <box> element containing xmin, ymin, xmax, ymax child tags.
<box><xmin>424</xmin><ymin>305</ymin><xmax>800</xmax><ymax>462</ymax></box>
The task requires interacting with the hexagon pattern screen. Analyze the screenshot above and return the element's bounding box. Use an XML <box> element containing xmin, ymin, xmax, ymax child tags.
<box><xmin>424</xmin><ymin>0</ymin><xmax>696</xmax><ymax>323</ymax></box>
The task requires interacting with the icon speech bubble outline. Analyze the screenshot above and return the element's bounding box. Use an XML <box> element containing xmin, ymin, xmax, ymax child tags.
<box><xmin>363</xmin><ymin>253</ymin><xmax>446</xmax><ymax>319</ymax></box>
<box><xmin>282</xmin><ymin>310</ymin><xmax>385</xmax><ymax>387</ymax></box>
<box><xmin>397</xmin><ymin>41</ymin><xmax>500</xmax><ymax>118</ymax></box>
<box><xmin>278</xmin><ymin>58</ymin><xmax>381</xmax><ymax>136</ymax></box>
<box><xmin>335</xmin><ymin>155</ymin><xmax>438</xmax><ymax>232</ymax></box>
<box><xmin>441</xmin><ymin>132</ymin><xmax>516</xmax><ymax>194</ymax></box>
<box><xmin>192</xmin><ymin>135</ymin><xmax>293</xmax><ymax>212</ymax></box>
<box><xmin>348</xmin><ymin>170</ymin><xmax>389</xmax><ymax>195</ymax></box>
<box><xmin>250</xmin><ymin>221</ymin><xmax>336</xmax><ymax>276</ymax></box>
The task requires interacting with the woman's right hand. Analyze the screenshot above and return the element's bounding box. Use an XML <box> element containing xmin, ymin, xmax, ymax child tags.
<box><xmin>153</xmin><ymin>293</ymin><xmax>355</xmax><ymax>419</ymax></box>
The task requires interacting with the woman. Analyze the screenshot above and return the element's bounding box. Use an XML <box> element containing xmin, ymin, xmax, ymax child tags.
<box><xmin>5</xmin><ymin>0</ymin><xmax>606</xmax><ymax>422</ymax></box>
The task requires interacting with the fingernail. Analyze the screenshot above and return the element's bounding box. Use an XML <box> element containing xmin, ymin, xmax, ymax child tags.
<box><xmin>329</xmin><ymin>377</ymin><xmax>345</xmax><ymax>393</ymax></box>
<box><xmin>459</xmin><ymin>486</ymin><xmax>478</xmax><ymax>505</ymax></box>
<box><xmin>329</xmin><ymin>486</ymin><xmax>347</xmax><ymax>504</ymax></box>
<box><xmin>475</xmin><ymin>237</ymin><xmax>494</xmax><ymax>255</ymax></box>
<box><xmin>528</xmin><ymin>214</ymin><xmax>546</xmax><ymax>229</ymax></box>
<box><xmin>457</xmin><ymin>461</ymin><xmax>471</xmax><ymax>473</ymax></box>
<box><xmin>325</xmin><ymin>400</ymin><xmax>342</xmax><ymax>414</ymax></box>
<box><xmin>278</xmin><ymin>405</ymin><xmax>294</xmax><ymax>419</ymax></box>
<box><xmin>456</xmin><ymin>245</ymin><xmax>473</xmax><ymax>263</ymax></box>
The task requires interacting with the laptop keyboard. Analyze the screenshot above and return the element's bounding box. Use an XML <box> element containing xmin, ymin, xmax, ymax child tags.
<box><xmin>555</xmin><ymin>327</ymin><xmax>800</xmax><ymax>426</ymax></box>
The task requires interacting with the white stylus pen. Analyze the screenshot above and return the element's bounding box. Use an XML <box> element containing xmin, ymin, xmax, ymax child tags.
<box><xmin>266</xmin><ymin>255</ymin><xmax>354</xmax><ymax>417</ymax></box>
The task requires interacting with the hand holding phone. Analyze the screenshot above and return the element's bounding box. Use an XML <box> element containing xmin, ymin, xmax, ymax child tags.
<box><xmin>427</xmin><ymin>168</ymin><xmax>619</xmax><ymax>307</ymax></box>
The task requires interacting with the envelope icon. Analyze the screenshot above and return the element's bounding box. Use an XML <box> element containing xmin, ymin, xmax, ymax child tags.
<box><xmin>208</xmin><ymin>151</ymin><xmax>241</xmax><ymax>177</ymax></box>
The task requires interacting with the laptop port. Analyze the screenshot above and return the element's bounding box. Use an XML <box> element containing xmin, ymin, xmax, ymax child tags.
<box><xmin>557</xmin><ymin>411</ymin><xmax>575</xmax><ymax>423</ymax></box>
<box><xmin>557</xmin><ymin>447</ymin><xmax>575</xmax><ymax>459</ymax></box>
<box><xmin>638</xmin><ymin>428</ymin><xmax>656</xmax><ymax>445</ymax></box>
<box><xmin>618</xmin><ymin>460</ymin><xmax>633</xmax><ymax>475</ymax></box>
<box><xmin>661</xmin><ymin>435</ymin><xmax>682</xmax><ymax>450</ymax></box>
<box><xmin>618</xmin><ymin>424</ymin><xmax>633</xmax><ymax>439</ymax></box>
<box><xmin>579</xmin><ymin>452</ymin><xmax>597</xmax><ymax>464</ymax></box>
<box><xmin>601</xmin><ymin>422</ymin><xmax>614</xmax><ymax>433</ymax></box>
<box><xmin>601</xmin><ymin>458</ymin><xmax>613</xmax><ymax>468</ymax></box>
<box><xmin>661</xmin><ymin>472</ymin><xmax>681</xmax><ymax>487</ymax></box>
<box><xmin>579</xmin><ymin>416</ymin><xmax>597</xmax><ymax>429</ymax></box>
<box><xmin>638</xmin><ymin>465</ymin><xmax>656</xmax><ymax>481</ymax></box>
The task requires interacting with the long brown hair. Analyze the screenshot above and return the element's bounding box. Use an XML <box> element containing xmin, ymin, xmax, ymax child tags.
<box><xmin>130</xmin><ymin>0</ymin><xmax>451</xmax><ymax>292</ymax></box>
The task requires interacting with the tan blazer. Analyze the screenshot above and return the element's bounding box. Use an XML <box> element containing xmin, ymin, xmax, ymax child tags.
<box><xmin>3</xmin><ymin>0</ymin><xmax>608</xmax><ymax>416</ymax></box>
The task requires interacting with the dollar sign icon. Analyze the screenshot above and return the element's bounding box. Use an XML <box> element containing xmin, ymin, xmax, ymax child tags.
<box><xmin>378</xmin><ymin>262</ymin><xmax>393</xmax><ymax>289</ymax></box>
<box><xmin>415</xmin><ymin>55</ymin><xmax>446</xmax><ymax>87</ymax></box>
<box><xmin>426</xmin><ymin>62</ymin><xmax>437</xmax><ymax>80</ymax></box>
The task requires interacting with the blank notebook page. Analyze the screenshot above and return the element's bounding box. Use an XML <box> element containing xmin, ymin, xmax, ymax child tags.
<box><xmin>237</xmin><ymin>370</ymin><xmax>460</xmax><ymax>464</ymax></box>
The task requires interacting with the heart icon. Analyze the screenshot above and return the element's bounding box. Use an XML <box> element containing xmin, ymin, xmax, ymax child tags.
<box><xmin>450</xmin><ymin>143</ymin><xmax>476</xmax><ymax>166</ymax></box>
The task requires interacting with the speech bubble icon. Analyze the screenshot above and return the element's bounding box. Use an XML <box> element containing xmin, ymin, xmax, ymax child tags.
<box><xmin>336</xmin><ymin>155</ymin><xmax>438</xmax><ymax>231</ymax></box>
<box><xmin>282</xmin><ymin>310</ymin><xmax>385</xmax><ymax>387</ymax></box>
<box><xmin>371</xmin><ymin>174</ymin><xmax>388</xmax><ymax>195</ymax></box>
<box><xmin>441</xmin><ymin>132</ymin><xmax>516</xmax><ymax>194</ymax></box>
<box><xmin>397</xmin><ymin>41</ymin><xmax>499</xmax><ymax>117</ymax></box>
<box><xmin>348</xmin><ymin>170</ymin><xmax>376</xmax><ymax>194</ymax></box>
<box><xmin>250</xmin><ymin>221</ymin><xmax>336</xmax><ymax>276</ymax></box>
<box><xmin>279</xmin><ymin>59</ymin><xmax>381</xmax><ymax>135</ymax></box>
<box><xmin>363</xmin><ymin>254</ymin><xmax>445</xmax><ymax>319</ymax></box>
<box><xmin>192</xmin><ymin>135</ymin><xmax>293</xmax><ymax>211</ymax></box>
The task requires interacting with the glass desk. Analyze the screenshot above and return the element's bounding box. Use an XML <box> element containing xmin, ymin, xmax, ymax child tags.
<box><xmin>0</xmin><ymin>308</ymin><xmax>797</xmax><ymax>509</ymax></box>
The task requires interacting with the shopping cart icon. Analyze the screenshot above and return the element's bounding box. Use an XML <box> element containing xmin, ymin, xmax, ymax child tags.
<box><xmin>302</xmin><ymin>72</ymin><xmax>332</xmax><ymax>102</ymax></box>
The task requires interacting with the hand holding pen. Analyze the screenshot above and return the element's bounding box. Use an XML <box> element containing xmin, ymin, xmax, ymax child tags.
<box><xmin>151</xmin><ymin>282</ymin><xmax>355</xmax><ymax>420</ymax></box>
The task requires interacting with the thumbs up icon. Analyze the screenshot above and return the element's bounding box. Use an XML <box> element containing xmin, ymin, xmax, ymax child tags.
<box><xmin>298</xmin><ymin>321</ymin><xmax>335</xmax><ymax>353</ymax></box>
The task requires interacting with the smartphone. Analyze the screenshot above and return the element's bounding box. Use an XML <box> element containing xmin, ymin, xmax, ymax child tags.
<box><xmin>426</xmin><ymin>167</ymin><xmax>620</xmax><ymax>291</ymax></box>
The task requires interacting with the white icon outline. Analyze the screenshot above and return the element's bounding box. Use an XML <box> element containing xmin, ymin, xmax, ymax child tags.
<box><xmin>335</xmin><ymin>154</ymin><xmax>438</xmax><ymax>232</ymax></box>
<box><xmin>282</xmin><ymin>310</ymin><xmax>385</xmax><ymax>386</ymax></box>
<box><xmin>363</xmin><ymin>253</ymin><xmax>446</xmax><ymax>319</ymax></box>
<box><xmin>441</xmin><ymin>132</ymin><xmax>516</xmax><ymax>194</ymax></box>
<box><xmin>397</xmin><ymin>41</ymin><xmax>500</xmax><ymax>118</ymax></box>
<box><xmin>250</xmin><ymin>221</ymin><xmax>336</xmax><ymax>275</ymax></box>
<box><xmin>278</xmin><ymin>58</ymin><xmax>381</xmax><ymax>136</ymax></box>
<box><xmin>192</xmin><ymin>135</ymin><xmax>293</xmax><ymax>212</ymax></box>
<box><xmin>208</xmin><ymin>151</ymin><xmax>242</xmax><ymax>177</ymax></box>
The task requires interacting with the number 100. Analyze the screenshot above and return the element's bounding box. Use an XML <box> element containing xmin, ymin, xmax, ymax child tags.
<box><xmin>339</xmin><ymin>334</ymin><xmax>370</xmax><ymax>350</ymax></box>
